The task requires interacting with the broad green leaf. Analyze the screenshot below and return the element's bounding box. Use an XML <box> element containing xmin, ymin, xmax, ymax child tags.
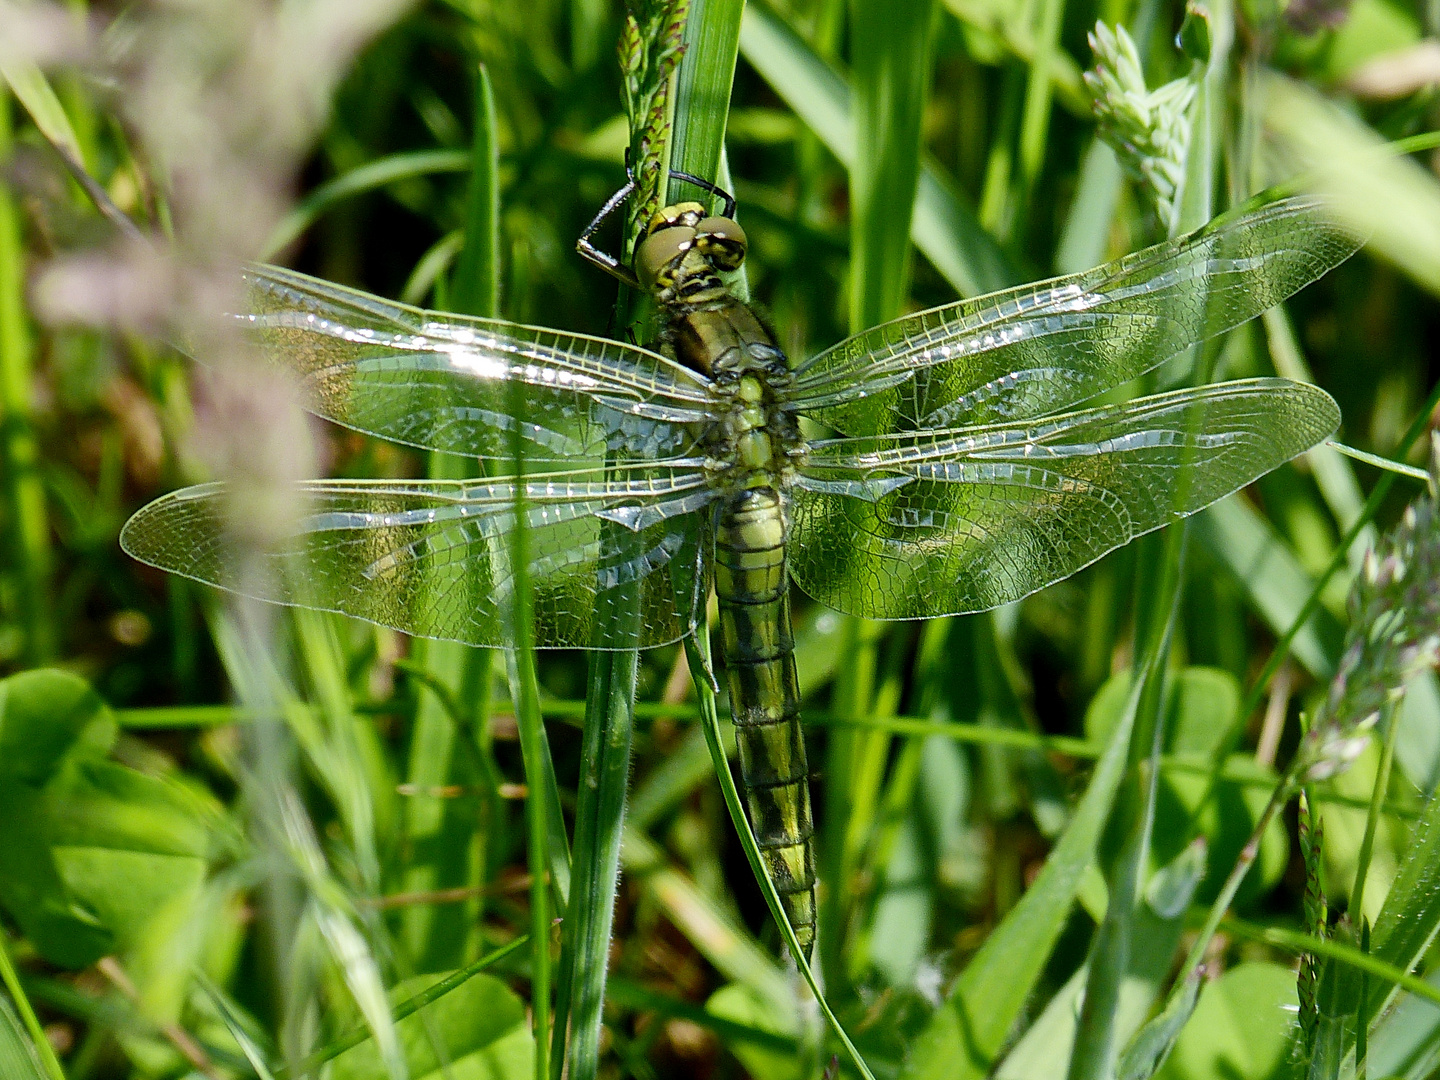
<box><xmin>0</xmin><ymin>670</ymin><xmax>209</xmax><ymax>968</ymax></box>
<box><xmin>1154</xmin><ymin>963</ymin><xmax>1297</xmax><ymax>1080</ymax></box>
<box><xmin>0</xmin><ymin>669</ymin><xmax>117</xmax><ymax>784</ymax></box>
<box><xmin>707</xmin><ymin>983</ymin><xmax>801</xmax><ymax>1080</ymax></box>
<box><xmin>330</xmin><ymin>972</ymin><xmax>532</xmax><ymax>1080</ymax></box>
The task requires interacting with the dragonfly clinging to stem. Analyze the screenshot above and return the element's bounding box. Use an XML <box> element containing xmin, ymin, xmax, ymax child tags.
<box><xmin>122</xmin><ymin>181</ymin><xmax>1360</xmax><ymax>959</ymax></box>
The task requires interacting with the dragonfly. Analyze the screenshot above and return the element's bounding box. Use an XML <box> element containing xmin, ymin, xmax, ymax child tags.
<box><xmin>121</xmin><ymin>188</ymin><xmax>1360</xmax><ymax>958</ymax></box>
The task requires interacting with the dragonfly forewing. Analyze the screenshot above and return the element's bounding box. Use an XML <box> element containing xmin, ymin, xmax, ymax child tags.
<box><xmin>790</xmin><ymin>378</ymin><xmax>1340</xmax><ymax>617</ymax></box>
<box><xmin>789</xmin><ymin>195</ymin><xmax>1361</xmax><ymax>437</ymax></box>
<box><xmin>240</xmin><ymin>264</ymin><xmax>715</xmax><ymax>465</ymax></box>
<box><xmin>120</xmin><ymin>469</ymin><xmax>715</xmax><ymax>649</ymax></box>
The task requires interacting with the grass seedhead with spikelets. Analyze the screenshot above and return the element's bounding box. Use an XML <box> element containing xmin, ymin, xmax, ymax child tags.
<box><xmin>619</xmin><ymin>0</ymin><xmax>690</xmax><ymax>239</ymax></box>
<box><xmin>1298</xmin><ymin>437</ymin><xmax>1440</xmax><ymax>782</ymax></box>
<box><xmin>1084</xmin><ymin>21</ymin><xmax>1201</xmax><ymax>234</ymax></box>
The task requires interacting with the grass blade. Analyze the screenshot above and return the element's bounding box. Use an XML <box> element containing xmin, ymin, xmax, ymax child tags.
<box><xmin>670</xmin><ymin>0</ymin><xmax>743</xmax><ymax>186</ymax></box>
<box><xmin>849</xmin><ymin>0</ymin><xmax>937</xmax><ymax>328</ymax></box>
<box><xmin>0</xmin><ymin>91</ymin><xmax>55</xmax><ymax>664</ymax></box>
<box><xmin>900</xmin><ymin>673</ymin><xmax>1146</xmax><ymax>1080</ymax></box>
<box><xmin>0</xmin><ymin>932</ymin><xmax>65</xmax><ymax>1080</ymax></box>
<box><xmin>738</xmin><ymin>3</ymin><xmax>1013</xmax><ymax>296</ymax></box>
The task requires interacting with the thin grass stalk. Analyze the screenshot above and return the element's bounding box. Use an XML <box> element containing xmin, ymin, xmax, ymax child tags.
<box><xmin>552</xmin><ymin>6</ymin><xmax>716</xmax><ymax>1074</ymax></box>
<box><xmin>0</xmin><ymin>92</ymin><xmax>56</xmax><ymax>664</ymax></box>
<box><xmin>1224</xmin><ymin>918</ymin><xmax>1440</xmax><ymax>1009</ymax></box>
<box><xmin>823</xmin><ymin>0</ymin><xmax>937</xmax><ymax>989</ymax></box>
<box><xmin>821</xmin><ymin>617</ymin><xmax>880</xmax><ymax>980</ymax></box>
<box><xmin>0</xmin><ymin>933</ymin><xmax>66</xmax><ymax>1080</ymax></box>
<box><xmin>837</xmin><ymin>629</ymin><xmax>907</xmax><ymax>973</ymax></box>
<box><xmin>506</xmin><ymin>367</ymin><xmax>551</xmax><ymax>1080</ymax></box>
<box><xmin>684</xmin><ymin>628</ymin><xmax>877</xmax><ymax>1080</ymax></box>
<box><xmin>1350</xmin><ymin>705</ymin><xmax>1399</xmax><ymax>924</ymax></box>
<box><xmin>1068</xmin><ymin>557</ymin><xmax>1187</xmax><ymax>1080</ymax></box>
<box><xmin>552</xmin><ymin>643</ymin><xmax>637</xmax><ymax>1080</ymax></box>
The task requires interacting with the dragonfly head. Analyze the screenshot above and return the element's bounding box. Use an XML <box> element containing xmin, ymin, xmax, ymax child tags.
<box><xmin>635</xmin><ymin>201</ymin><xmax>748</xmax><ymax>292</ymax></box>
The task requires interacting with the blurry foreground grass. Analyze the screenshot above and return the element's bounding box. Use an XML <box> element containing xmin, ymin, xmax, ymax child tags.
<box><xmin>2</xmin><ymin>1</ymin><xmax>1440</xmax><ymax>1079</ymax></box>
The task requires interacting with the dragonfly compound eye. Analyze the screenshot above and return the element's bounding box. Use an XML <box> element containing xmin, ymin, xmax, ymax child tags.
<box><xmin>635</xmin><ymin>225</ymin><xmax>697</xmax><ymax>291</ymax></box>
<box><xmin>695</xmin><ymin>216</ymin><xmax>748</xmax><ymax>272</ymax></box>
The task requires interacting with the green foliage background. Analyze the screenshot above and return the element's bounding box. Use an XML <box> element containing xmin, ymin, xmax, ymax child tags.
<box><xmin>1</xmin><ymin>0</ymin><xmax>1440</xmax><ymax>1079</ymax></box>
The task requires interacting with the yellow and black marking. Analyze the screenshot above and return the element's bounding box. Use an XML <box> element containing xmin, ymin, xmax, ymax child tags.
<box><xmin>639</xmin><ymin>201</ymin><xmax>816</xmax><ymax>957</ymax></box>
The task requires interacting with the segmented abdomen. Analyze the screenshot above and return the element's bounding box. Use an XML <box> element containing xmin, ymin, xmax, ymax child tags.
<box><xmin>714</xmin><ymin>487</ymin><xmax>816</xmax><ymax>957</ymax></box>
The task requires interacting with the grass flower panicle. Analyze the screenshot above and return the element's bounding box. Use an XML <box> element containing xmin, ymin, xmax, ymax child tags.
<box><xmin>1299</xmin><ymin>437</ymin><xmax>1440</xmax><ymax>782</ymax></box>
<box><xmin>1084</xmin><ymin>21</ymin><xmax>1201</xmax><ymax>234</ymax></box>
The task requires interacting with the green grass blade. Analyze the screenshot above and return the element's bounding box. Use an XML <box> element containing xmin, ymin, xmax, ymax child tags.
<box><xmin>552</xmin><ymin>644</ymin><xmax>636</xmax><ymax>1080</ymax></box>
<box><xmin>825</xmin><ymin>0</ymin><xmax>937</xmax><ymax>991</ymax></box>
<box><xmin>452</xmin><ymin>66</ymin><xmax>501</xmax><ymax>319</ymax></box>
<box><xmin>1015</xmin><ymin>0</ymin><xmax>1064</xmax><ymax>214</ymax></box>
<box><xmin>0</xmin><ymin>933</ymin><xmax>65</xmax><ymax>1080</ymax></box>
<box><xmin>900</xmin><ymin>672</ymin><xmax>1146</xmax><ymax>1080</ymax></box>
<box><xmin>0</xmin><ymin>91</ymin><xmax>55</xmax><ymax>664</ymax></box>
<box><xmin>670</xmin><ymin>0</ymin><xmax>743</xmax><ymax>187</ymax></box>
<box><xmin>0</xmin><ymin>60</ymin><xmax>85</xmax><ymax>168</ymax></box>
<box><xmin>262</xmin><ymin>149</ymin><xmax>469</xmax><ymax>257</ymax></box>
<box><xmin>738</xmin><ymin>2</ymin><xmax>1014</xmax><ymax>296</ymax></box>
<box><xmin>850</xmin><ymin>0</ymin><xmax>937</xmax><ymax>329</ymax></box>
<box><xmin>0</xmin><ymin>994</ymin><xmax>47</xmax><ymax>1080</ymax></box>
<box><xmin>507</xmin><ymin>418</ymin><xmax>551</xmax><ymax>1080</ymax></box>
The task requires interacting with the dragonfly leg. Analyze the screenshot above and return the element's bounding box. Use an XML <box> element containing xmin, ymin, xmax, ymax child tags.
<box><xmin>576</xmin><ymin>178</ymin><xmax>642</xmax><ymax>288</ymax></box>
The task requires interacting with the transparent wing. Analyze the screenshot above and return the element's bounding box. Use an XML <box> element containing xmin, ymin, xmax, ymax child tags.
<box><xmin>789</xmin><ymin>378</ymin><xmax>1338</xmax><ymax>617</ymax></box>
<box><xmin>237</xmin><ymin>264</ymin><xmax>715</xmax><ymax>463</ymax></box>
<box><xmin>120</xmin><ymin>465</ymin><xmax>716</xmax><ymax>649</ymax></box>
<box><xmin>789</xmin><ymin>196</ymin><xmax>1361</xmax><ymax>435</ymax></box>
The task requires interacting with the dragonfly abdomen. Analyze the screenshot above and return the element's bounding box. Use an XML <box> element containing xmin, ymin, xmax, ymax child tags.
<box><xmin>714</xmin><ymin>486</ymin><xmax>817</xmax><ymax>957</ymax></box>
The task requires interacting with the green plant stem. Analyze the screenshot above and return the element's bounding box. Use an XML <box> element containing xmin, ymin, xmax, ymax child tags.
<box><xmin>0</xmin><ymin>933</ymin><xmax>66</xmax><ymax>1080</ymax></box>
<box><xmin>506</xmin><ymin>373</ymin><xmax>551</xmax><ymax>1080</ymax></box>
<box><xmin>1177</xmin><ymin>771</ymin><xmax>1296</xmax><ymax>986</ymax></box>
<box><xmin>1350</xmin><ymin>704</ymin><xmax>1399</xmax><ymax>924</ymax></box>
<box><xmin>270</xmin><ymin>935</ymin><xmax>530</xmax><ymax>1080</ymax></box>
<box><xmin>552</xmin><ymin>643</ymin><xmax>636</xmax><ymax>1080</ymax></box>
